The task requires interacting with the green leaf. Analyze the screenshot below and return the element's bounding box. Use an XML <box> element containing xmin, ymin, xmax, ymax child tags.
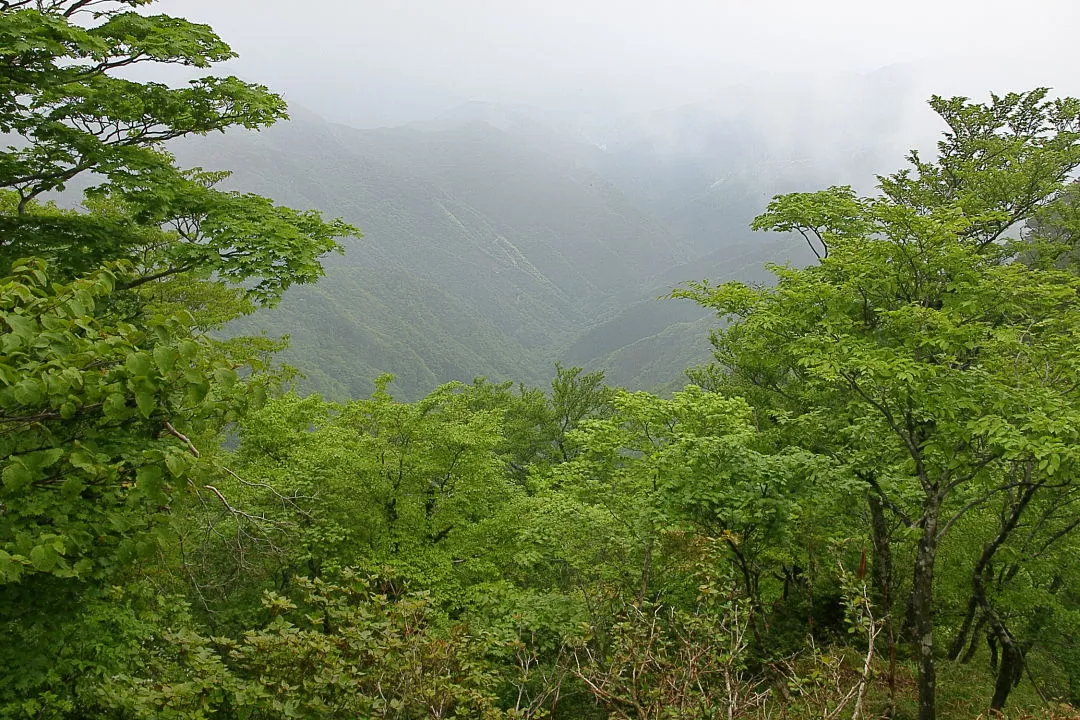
<box><xmin>2</xmin><ymin>461</ymin><xmax>33</xmax><ymax>492</ymax></box>
<box><xmin>125</xmin><ymin>352</ymin><xmax>153</xmax><ymax>378</ymax></box>
<box><xmin>164</xmin><ymin>452</ymin><xmax>187</xmax><ymax>478</ymax></box>
<box><xmin>68</xmin><ymin>448</ymin><xmax>99</xmax><ymax>471</ymax></box>
<box><xmin>135</xmin><ymin>389</ymin><xmax>156</xmax><ymax>419</ymax></box>
<box><xmin>186</xmin><ymin>380</ymin><xmax>210</xmax><ymax>405</ymax></box>
<box><xmin>0</xmin><ymin>550</ymin><xmax>23</xmax><ymax>583</ymax></box>
<box><xmin>136</xmin><ymin>465</ymin><xmax>166</xmax><ymax>502</ymax></box>
<box><xmin>29</xmin><ymin>544</ymin><xmax>58</xmax><ymax>572</ymax></box>
<box><xmin>12</xmin><ymin>379</ymin><xmax>43</xmax><ymax>406</ymax></box>
<box><xmin>27</xmin><ymin>448</ymin><xmax>64</xmax><ymax>470</ymax></box>
<box><xmin>178</xmin><ymin>339</ymin><xmax>199</xmax><ymax>361</ymax></box>
<box><xmin>213</xmin><ymin>366</ymin><xmax>237</xmax><ymax>390</ymax></box>
<box><xmin>103</xmin><ymin>392</ymin><xmax>129</xmax><ymax>420</ymax></box>
<box><xmin>153</xmin><ymin>345</ymin><xmax>177</xmax><ymax>372</ymax></box>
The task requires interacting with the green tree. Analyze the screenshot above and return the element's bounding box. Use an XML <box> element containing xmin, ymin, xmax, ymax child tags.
<box><xmin>0</xmin><ymin>2</ymin><xmax>357</xmax><ymax>714</ymax></box>
<box><xmin>0</xmin><ymin>0</ymin><xmax>357</xmax><ymax>290</ymax></box>
<box><xmin>549</xmin><ymin>363</ymin><xmax>613</xmax><ymax>463</ymax></box>
<box><xmin>0</xmin><ymin>0</ymin><xmax>355</xmax><ymax>585</ymax></box>
<box><xmin>679</xmin><ymin>90</ymin><xmax>1080</xmax><ymax>720</ymax></box>
<box><xmin>225</xmin><ymin>572</ymin><xmax>511</xmax><ymax>720</ymax></box>
<box><xmin>0</xmin><ymin>258</ymin><xmax>262</xmax><ymax>584</ymax></box>
<box><xmin>187</xmin><ymin>378</ymin><xmax>521</xmax><ymax>613</ymax></box>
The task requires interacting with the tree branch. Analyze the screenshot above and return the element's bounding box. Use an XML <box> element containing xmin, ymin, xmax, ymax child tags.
<box><xmin>164</xmin><ymin>421</ymin><xmax>200</xmax><ymax>458</ymax></box>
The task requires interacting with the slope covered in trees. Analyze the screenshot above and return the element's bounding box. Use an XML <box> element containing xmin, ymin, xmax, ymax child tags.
<box><xmin>2</xmin><ymin>3</ymin><xmax>1080</xmax><ymax>720</ymax></box>
<box><xmin>167</xmin><ymin>91</ymin><xmax>869</xmax><ymax>398</ymax></box>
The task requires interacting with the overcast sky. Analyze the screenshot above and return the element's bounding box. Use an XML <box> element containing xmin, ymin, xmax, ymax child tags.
<box><xmin>152</xmin><ymin>0</ymin><xmax>1080</xmax><ymax>128</ymax></box>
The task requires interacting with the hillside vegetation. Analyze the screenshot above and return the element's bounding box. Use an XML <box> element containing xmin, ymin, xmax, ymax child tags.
<box><xmin>171</xmin><ymin>98</ymin><xmax>835</xmax><ymax>398</ymax></box>
<box><xmin>2</xmin><ymin>4</ymin><xmax>1080</xmax><ymax>720</ymax></box>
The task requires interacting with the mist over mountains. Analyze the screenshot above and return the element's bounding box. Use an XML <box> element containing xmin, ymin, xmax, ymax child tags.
<box><xmin>170</xmin><ymin>66</ymin><xmax>1015</xmax><ymax>399</ymax></box>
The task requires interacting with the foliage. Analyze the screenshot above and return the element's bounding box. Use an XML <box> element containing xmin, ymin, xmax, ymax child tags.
<box><xmin>224</xmin><ymin>571</ymin><xmax>511</xmax><ymax>720</ymax></box>
<box><xmin>0</xmin><ymin>258</ymin><xmax>266</xmax><ymax>584</ymax></box>
<box><xmin>677</xmin><ymin>89</ymin><xmax>1080</xmax><ymax>719</ymax></box>
<box><xmin>0</xmin><ymin>579</ymin><xmax>237</xmax><ymax>720</ymax></box>
<box><xmin>3</xmin><ymin>3</ymin><xmax>1080</xmax><ymax>718</ymax></box>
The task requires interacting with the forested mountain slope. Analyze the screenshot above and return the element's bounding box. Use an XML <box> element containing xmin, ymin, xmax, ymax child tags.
<box><xmin>173</xmin><ymin>112</ymin><xmax>591</xmax><ymax>396</ymax></box>
<box><xmin>171</xmin><ymin>110</ymin><xmax>707</xmax><ymax>397</ymax></box>
<box><xmin>8</xmin><ymin>4</ymin><xmax>1080</xmax><ymax>718</ymax></box>
<box><xmin>172</xmin><ymin>81</ymin><xmax>912</xmax><ymax>398</ymax></box>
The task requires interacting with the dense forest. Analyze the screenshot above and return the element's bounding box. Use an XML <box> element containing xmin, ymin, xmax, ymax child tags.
<box><xmin>165</xmin><ymin>95</ymin><xmax>817</xmax><ymax>400</ymax></box>
<box><xmin>3</xmin><ymin>3</ymin><xmax>1080</xmax><ymax>720</ymax></box>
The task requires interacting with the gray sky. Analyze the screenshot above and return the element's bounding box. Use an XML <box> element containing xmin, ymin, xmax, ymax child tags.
<box><xmin>152</xmin><ymin>0</ymin><xmax>1080</xmax><ymax>128</ymax></box>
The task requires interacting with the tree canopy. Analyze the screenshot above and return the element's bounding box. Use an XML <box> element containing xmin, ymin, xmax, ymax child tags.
<box><xmin>2</xmin><ymin>3</ymin><xmax>1080</xmax><ymax>720</ymax></box>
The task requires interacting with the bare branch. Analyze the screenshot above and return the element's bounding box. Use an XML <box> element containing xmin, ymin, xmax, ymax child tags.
<box><xmin>164</xmin><ymin>421</ymin><xmax>200</xmax><ymax>458</ymax></box>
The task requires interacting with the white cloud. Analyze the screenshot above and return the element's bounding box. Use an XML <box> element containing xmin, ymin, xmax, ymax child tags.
<box><xmin>150</xmin><ymin>0</ymin><xmax>1080</xmax><ymax>128</ymax></box>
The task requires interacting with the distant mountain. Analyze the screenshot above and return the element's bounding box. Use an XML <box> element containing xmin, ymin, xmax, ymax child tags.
<box><xmin>330</xmin><ymin>116</ymin><xmax>696</xmax><ymax>313</ymax></box>
<box><xmin>171</xmin><ymin>108</ymin><xmax>720</xmax><ymax>398</ymax></box>
<box><xmin>170</xmin><ymin>71</ymin><xmax>943</xmax><ymax>399</ymax></box>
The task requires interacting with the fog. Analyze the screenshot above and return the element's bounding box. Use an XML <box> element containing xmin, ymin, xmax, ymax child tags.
<box><xmin>150</xmin><ymin>0</ymin><xmax>1080</xmax><ymax>131</ymax></box>
<box><xmin>112</xmin><ymin>1</ymin><xmax>1080</xmax><ymax>393</ymax></box>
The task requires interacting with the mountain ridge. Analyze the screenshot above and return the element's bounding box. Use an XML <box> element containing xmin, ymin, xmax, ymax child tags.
<box><xmin>168</xmin><ymin>86</ymin><xmax>918</xmax><ymax>398</ymax></box>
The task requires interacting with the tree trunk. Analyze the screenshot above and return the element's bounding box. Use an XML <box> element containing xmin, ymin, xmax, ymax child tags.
<box><xmin>869</xmin><ymin>494</ymin><xmax>893</xmax><ymax>610</ymax></box>
<box><xmin>960</xmin><ymin>612</ymin><xmax>987</xmax><ymax>664</ymax></box>
<box><xmin>977</xmin><ymin>563</ymin><xmax>1023</xmax><ymax>713</ymax></box>
<box><xmin>947</xmin><ymin>595</ymin><xmax>978</xmax><ymax>661</ymax></box>
<box><xmin>912</xmin><ymin>492</ymin><xmax>942</xmax><ymax>720</ymax></box>
<box><xmin>637</xmin><ymin>537</ymin><xmax>653</xmax><ymax>603</ymax></box>
<box><xmin>987</xmin><ymin>593</ymin><xmax>1049</xmax><ymax>711</ymax></box>
<box><xmin>989</xmin><ymin>633</ymin><xmax>1024</xmax><ymax>712</ymax></box>
<box><xmin>967</xmin><ymin>472</ymin><xmax>1041</xmax><ymax>710</ymax></box>
<box><xmin>869</xmin><ymin>493</ymin><xmax>897</xmax><ymax>716</ymax></box>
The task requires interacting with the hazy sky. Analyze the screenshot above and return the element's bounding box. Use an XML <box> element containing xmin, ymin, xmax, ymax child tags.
<box><xmin>152</xmin><ymin>0</ymin><xmax>1080</xmax><ymax>128</ymax></box>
